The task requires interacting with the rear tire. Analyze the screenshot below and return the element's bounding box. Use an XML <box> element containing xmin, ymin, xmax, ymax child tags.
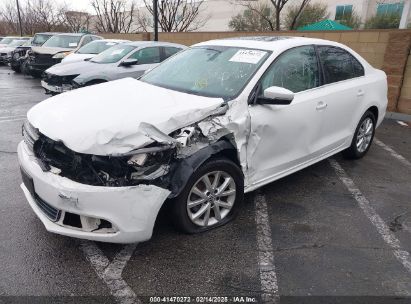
<box><xmin>343</xmin><ymin>110</ymin><xmax>376</xmax><ymax>159</ymax></box>
<box><xmin>172</xmin><ymin>157</ymin><xmax>244</xmax><ymax>234</ymax></box>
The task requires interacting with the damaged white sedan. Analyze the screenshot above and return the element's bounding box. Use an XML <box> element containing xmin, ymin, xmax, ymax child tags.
<box><xmin>18</xmin><ymin>36</ymin><xmax>387</xmax><ymax>243</ymax></box>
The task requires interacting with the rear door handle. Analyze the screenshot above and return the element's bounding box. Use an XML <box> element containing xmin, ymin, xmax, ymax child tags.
<box><xmin>357</xmin><ymin>90</ymin><xmax>365</xmax><ymax>97</ymax></box>
<box><xmin>316</xmin><ymin>101</ymin><xmax>327</xmax><ymax>110</ymax></box>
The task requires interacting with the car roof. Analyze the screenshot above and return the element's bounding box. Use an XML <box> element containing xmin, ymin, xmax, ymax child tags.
<box><xmin>194</xmin><ymin>36</ymin><xmax>346</xmax><ymax>51</ymax></box>
<box><xmin>95</xmin><ymin>39</ymin><xmax>131</xmax><ymax>43</ymax></box>
<box><xmin>36</xmin><ymin>32</ymin><xmax>61</xmax><ymax>35</ymax></box>
<box><xmin>54</xmin><ymin>33</ymin><xmax>88</xmax><ymax>37</ymax></box>
<box><xmin>124</xmin><ymin>41</ymin><xmax>186</xmax><ymax>48</ymax></box>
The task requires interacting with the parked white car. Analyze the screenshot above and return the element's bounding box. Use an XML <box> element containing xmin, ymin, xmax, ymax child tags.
<box><xmin>41</xmin><ymin>41</ymin><xmax>186</xmax><ymax>94</ymax></box>
<box><xmin>18</xmin><ymin>36</ymin><xmax>387</xmax><ymax>243</ymax></box>
<box><xmin>61</xmin><ymin>39</ymin><xmax>130</xmax><ymax>64</ymax></box>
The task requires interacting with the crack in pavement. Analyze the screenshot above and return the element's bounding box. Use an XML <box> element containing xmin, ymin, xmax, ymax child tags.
<box><xmin>80</xmin><ymin>241</ymin><xmax>140</xmax><ymax>304</ymax></box>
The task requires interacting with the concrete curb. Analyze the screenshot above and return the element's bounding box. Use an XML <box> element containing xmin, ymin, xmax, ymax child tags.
<box><xmin>385</xmin><ymin>111</ymin><xmax>411</xmax><ymax>122</ymax></box>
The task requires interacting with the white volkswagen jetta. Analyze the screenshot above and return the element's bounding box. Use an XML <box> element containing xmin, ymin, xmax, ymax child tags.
<box><xmin>18</xmin><ymin>36</ymin><xmax>387</xmax><ymax>243</ymax></box>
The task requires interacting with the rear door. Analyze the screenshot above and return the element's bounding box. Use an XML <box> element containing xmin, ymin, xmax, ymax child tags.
<box><xmin>315</xmin><ymin>45</ymin><xmax>366</xmax><ymax>151</ymax></box>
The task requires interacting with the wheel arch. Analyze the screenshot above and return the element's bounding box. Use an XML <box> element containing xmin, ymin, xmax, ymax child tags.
<box><xmin>167</xmin><ymin>139</ymin><xmax>241</xmax><ymax>198</ymax></box>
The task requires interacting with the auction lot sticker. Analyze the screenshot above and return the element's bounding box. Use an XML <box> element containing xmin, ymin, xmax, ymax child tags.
<box><xmin>229</xmin><ymin>50</ymin><xmax>267</xmax><ymax>64</ymax></box>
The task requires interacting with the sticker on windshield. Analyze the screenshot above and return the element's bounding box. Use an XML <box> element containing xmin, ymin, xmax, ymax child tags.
<box><xmin>110</xmin><ymin>49</ymin><xmax>124</xmax><ymax>55</ymax></box>
<box><xmin>229</xmin><ymin>49</ymin><xmax>267</xmax><ymax>64</ymax></box>
<box><xmin>69</xmin><ymin>42</ymin><xmax>78</xmax><ymax>47</ymax></box>
<box><xmin>106</xmin><ymin>42</ymin><xmax>116</xmax><ymax>46</ymax></box>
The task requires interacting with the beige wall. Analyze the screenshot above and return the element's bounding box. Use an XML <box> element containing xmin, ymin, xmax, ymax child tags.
<box><xmin>101</xmin><ymin>29</ymin><xmax>411</xmax><ymax>115</ymax></box>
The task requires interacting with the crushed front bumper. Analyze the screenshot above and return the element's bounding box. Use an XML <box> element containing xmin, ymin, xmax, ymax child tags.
<box><xmin>17</xmin><ymin>141</ymin><xmax>171</xmax><ymax>243</ymax></box>
<box><xmin>41</xmin><ymin>80</ymin><xmax>72</xmax><ymax>94</ymax></box>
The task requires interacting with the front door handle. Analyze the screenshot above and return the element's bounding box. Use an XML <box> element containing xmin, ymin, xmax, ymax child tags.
<box><xmin>316</xmin><ymin>101</ymin><xmax>327</xmax><ymax>110</ymax></box>
<box><xmin>357</xmin><ymin>90</ymin><xmax>365</xmax><ymax>97</ymax></box>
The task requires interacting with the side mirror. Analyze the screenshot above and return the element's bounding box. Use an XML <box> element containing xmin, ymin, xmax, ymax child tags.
<box><xmin>257</xmin><ymin>86</ymin><xmax>294</xmax><ymax>105</ymax></box>
<box><xmin>120</xmin><ymin>58</ymin><xmax>138</xmax><ymax>67</ymax></box>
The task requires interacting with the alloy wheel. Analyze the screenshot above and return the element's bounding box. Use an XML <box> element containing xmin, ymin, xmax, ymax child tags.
<box><xmin>186</xmin><ymin>171</ymin><xmax>236</xmax><ymax>227</ymax></box>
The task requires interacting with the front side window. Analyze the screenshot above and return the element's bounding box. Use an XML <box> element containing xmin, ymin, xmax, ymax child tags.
<box><xmin>0</xmin><ymin>38</ymin><xmax>15</xmax><ymax>44</ymax></box>
<box><xmin>42</xmin><ymin>35</ymin><xmax>82</xmax><ymax>49</ymax></box>
<box><xmin>129</xmin><ymin>47</ymin><xmax>161</xmax><ymax>64</ymax></box>
<box><xmin>91</xmin><ymin>44</ymin><xmax>136</xmax><ymax>64</ymax></box>
<box><xmin>141</xmin><ymin>46</ymin><xmax>271</xmax><ymax>99</ymax></box>
<box><xmin>260</xmin><ymin>45</ymin><xmax>320</xmax><ymax>93</ymax></box>
<box><xmin>318</xmin><ymin>46</ymin><xmax>364</xmax><ymax>84</ymax></box>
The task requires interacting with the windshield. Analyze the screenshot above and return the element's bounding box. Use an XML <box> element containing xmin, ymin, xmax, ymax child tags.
<box><xmin>140</xmin><ymin>46</ymin><xmax>270</xmax><ymax>99</ymax></box>
<box><xmin>9</xmin><ymin>40</ymin><xmax>26</xmax><ymax>47</ymax></box>
<box><xmin>91</xmin><ymin>44</ymin><xmax>135</xmax><ymax>63</ymax></box>
<box><xmin>42</xmin><ymin>35</ymin><xmax>82</xmax><ymax>48</ymax></box>
<box><xmin>0</xmin><ymin>38</ymin><xmax>17</xmax><ymax>44</ymax></box>
<box><xmin>77</xmin><ymin>40</ymin><xmax>119</xmax><ymax>55</ymax></box>
<box><xmin>32</xmin><ymin>34</ymin><xmax>52</xmax><ymax>46</ymax></box>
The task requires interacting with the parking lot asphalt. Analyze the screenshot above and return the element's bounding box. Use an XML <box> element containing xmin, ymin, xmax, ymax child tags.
<box><xmin>0</xmin><ymin>65</ymin><xmax>410</xmax><ymax>304</ymax></box>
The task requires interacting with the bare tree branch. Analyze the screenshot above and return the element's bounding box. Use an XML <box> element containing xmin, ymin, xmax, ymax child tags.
<box><xmin>90</xmin><ymin>0</ymin><xmax>138</xmax><ymax>33</ymax></box>
<box><xmin>141</xmin><ymin>0</ymin><xmax>208</xmax><ymax>32</ymax></box>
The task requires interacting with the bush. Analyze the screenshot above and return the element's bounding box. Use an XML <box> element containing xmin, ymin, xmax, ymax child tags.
<box><xmin>284</xmin><ymin>2</ymin><xmax>329</xmax><ymax>30</ymax></box>
<box><xmin>364</xmin><ymin>13</ymin><xmax>401</xmax><ymax>29</ymax></box>
<box><xmin>338</xmin><ymin>10</ymin><xmax>362</xmax><ymax>29</ymax></box>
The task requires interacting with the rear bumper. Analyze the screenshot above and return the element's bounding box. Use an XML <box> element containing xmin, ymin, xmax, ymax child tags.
<box><xmin>17</xmin><ymin>141</ymin><xmax>171</xmax><ymax>243</ymax></box>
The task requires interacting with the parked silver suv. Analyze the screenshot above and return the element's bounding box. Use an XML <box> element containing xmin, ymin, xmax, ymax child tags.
<box><xmin>41</xmin><ymin>41</ymin><xmax>186</xmax><ymax>94</ymax></box>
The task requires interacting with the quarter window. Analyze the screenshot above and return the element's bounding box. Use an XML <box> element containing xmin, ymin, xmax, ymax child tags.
<box><xmin>129</xmin><ymin>47</ymin><xmax>161</xmax><ymax>64</ymax></box>
<box><xmin>260</xmin><ymin>45</ymin><xmax>320</xmax><ymax>93</ymax></box>
<box><xmin>317</xmin><ymin>46</ymin><xmax>364</xmax><ymax>84</ymax></box>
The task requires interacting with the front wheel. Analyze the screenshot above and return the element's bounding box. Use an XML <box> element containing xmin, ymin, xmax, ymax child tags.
<box><xmin>343</xmin><ymin>110</ymin><xmax>376</xmax><ymax>159</ymax></box>
<box><xmin>172</xmin><ymin>157</ymin><xmax>244</xmax><ymax>234</ymax></box>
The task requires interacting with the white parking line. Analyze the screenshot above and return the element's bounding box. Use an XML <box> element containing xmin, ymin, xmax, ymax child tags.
<box><xmin>80</xmin><ymin>241</ymin><xmax>140</xmax><ymax>304</ymax></box>
<box><xmin>0</xmin><ymin>117</ymin><xmax>25</xmax><ymax>123</ymax></box>
<box><xmin>374</xmin><ymin>138</ymin><xmax>411</xmax><ymax>169</ymax></box>
<box><xmin>254</xmin><ymin>191</ymin><xmax>279</xmax><ymax>304</ymax></box>
<box><xmin>329</xmin><ymin>159</ymin><xmax>411</xmax><ymax>275</ymax></box>
<box><xmin>0</xmin><ymin>114</ymin><xmax>26</xmax><ymax>119</ymax></box>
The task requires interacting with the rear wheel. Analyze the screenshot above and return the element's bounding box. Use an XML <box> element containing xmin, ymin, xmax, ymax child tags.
<box><xmin>343</xmin><ymin>110</ymin><xmax>376</xmax><ymax>159</ymax></box>
<box><xmin>172</xmin><ymin>157</ymin><xmax>244</xmax><ymax>234</ymax></box>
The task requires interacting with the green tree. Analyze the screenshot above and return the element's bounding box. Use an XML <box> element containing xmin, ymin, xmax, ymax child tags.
<box><xmin>338</xmin><ymin>10</ymin><xmax>361</xmax><ymax>29</ymax></box>
<box><xmin>229</xmin><ymin>3</ymin><xmax>276</xmax><ymax>31</ymax></box>
<box><xmin>284</xmin><ymin>2</ymin><xmax>329</xmax><ymax>30</ymax></box>
<box><xmin>364</xmin><ymin>13</ymin><xmax>401</xmax><ymax>29</ymax></box>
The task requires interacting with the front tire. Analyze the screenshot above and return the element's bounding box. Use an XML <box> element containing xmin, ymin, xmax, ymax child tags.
<box><xmin>343</xmin><ymin>110</ymin><xmax>376</xmax><ymax>159</ymax></box>
<box><xmin>172</xmin><ymin>157</ymin><xmax>244</xmax><ymax>234</ymax></box>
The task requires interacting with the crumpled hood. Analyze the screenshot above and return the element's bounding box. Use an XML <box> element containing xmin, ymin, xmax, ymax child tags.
<box><xmin>31</xmin><ymin>46</ymin><xmax>73</xmax><ymax>55</ymax></box>
<box><xmin>61</xmin><ymin>53</ymin><xmax>94</xmax><ymax>64</ymax></box>
<box><xmin>28</xmin><ymin>78</ymin><xmax>224</xmax><ymax>155</ymax></box>
<box><xmin>46</xmin><ymin>60</ymin><xmax>101</xmax><ymax>76</ymax></box>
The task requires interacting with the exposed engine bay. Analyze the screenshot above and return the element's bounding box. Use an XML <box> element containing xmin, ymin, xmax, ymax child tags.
<box><xmin>25</xmin><ymin>117</ymin><xmax>237</xmax><ymax>197</ymax></box>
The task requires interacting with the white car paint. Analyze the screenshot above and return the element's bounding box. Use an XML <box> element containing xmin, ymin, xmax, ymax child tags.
<box><xmin>61</xmin><ymin>39</ymin><xmax>130</xmax><ymax>64</ymax></box>
<box><xmin>18</xmin><ymin>37</ymin><xmax>387</xmax><ymax>243</ymax></box>
<box><xmin>61</xmin><ymin>53</ymin><xmax>94</xmax><ymax>64</ymax></box>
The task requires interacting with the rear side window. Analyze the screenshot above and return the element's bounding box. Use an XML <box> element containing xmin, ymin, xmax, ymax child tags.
<box><xmin>317</xmin><ymin>46</ymin><xmax>364</xmax><ymax>84</ymax></box>
<box><xmin>163</xmin><ymin>47</ymin><xmax>181</xmax><ymax>60</ymax></box>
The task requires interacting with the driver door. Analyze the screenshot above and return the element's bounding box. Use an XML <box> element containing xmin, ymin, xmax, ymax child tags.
<box><xmin>247</xmin><ymin>45</ymin><xmax>327</xmax><ymax>185</ymax></box>
<box><xmin>116</xmin><ymin>47</ymin><xmax>161</xmax><ymax>79</ymax></box>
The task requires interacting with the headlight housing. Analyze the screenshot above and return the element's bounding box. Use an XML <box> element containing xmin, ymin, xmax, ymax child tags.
<box><xmin>52</xmin><ymin>51</ymin><xmax>71</xmax><ymax>59</ymax></box>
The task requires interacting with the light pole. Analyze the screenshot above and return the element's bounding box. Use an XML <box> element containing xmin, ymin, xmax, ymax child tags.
<box><xmin>16</xmin><ymin>0</ymin><xmax>23</xmax><ymax>36</ymax></box>
<box><xmin>153</xmin><ymin>0</ymin><xmax>158</xmax><ymax>41</ymax></box>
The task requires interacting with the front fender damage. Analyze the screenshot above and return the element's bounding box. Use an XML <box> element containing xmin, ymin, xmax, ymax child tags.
<box><xmin>30</xmin><ymin>102</ymin><xmax>247</xmax><ymax>198</ymax></box>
